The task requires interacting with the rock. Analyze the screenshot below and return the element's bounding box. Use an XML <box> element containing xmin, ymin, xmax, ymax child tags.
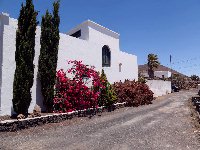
<box><xmin>33</xmin><ymin>104</ymin><xmax>41</xmax><ymax>113</ymax></box>
<box><xmin>31</xmin><ymin>112</ymin><xmax>41</xmax><ymax>118</ymax></box>
<box><xmin>17</xmin><ymin>114</ymin><xmax>25</xmax><ymax>119</ymax></box>
<box><xmin>32</xmin><ymin>104</ymin><xmax>42</xmax><ymax>117</ymax></box>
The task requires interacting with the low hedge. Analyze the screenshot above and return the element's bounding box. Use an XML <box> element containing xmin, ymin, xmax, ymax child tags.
<box><xmin>113</xmin><ymin>80</ymin><xmax>154</xmax><ymax>107</ymax></box>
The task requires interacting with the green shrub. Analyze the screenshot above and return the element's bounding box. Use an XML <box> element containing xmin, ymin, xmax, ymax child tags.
<box><xmin>138</xmin><ymin>76</ymin><xmax>147</xmax><ymax>84</ymax></box>
<box><xmin>99</xmin><ymin>69</ymin><xmax>117</xmax><ymax>107</ymax></box>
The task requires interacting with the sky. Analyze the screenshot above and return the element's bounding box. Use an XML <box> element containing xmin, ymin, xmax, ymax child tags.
<box><xmin>1</xmin><ymin>0</ymin><xmax>200</xmax><ymax>76</ymax></box>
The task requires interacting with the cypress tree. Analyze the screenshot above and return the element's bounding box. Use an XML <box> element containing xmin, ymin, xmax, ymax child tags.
<box><xmin>12</xmin><ymin>0</ymin><xmax>38</xmax><ymax>114</ymax></box>
<box><xmin>38</xmin><ymin>1</ymin><xmax>60</xmax><ymax>112</ymax></box>
<box><xmin>99</xmin><ymin>69</ymin><xmax>117</xmax><ymax>107</ymax></box>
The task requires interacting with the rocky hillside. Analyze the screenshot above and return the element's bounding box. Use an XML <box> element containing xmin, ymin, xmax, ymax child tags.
<box><xmin>138</xmin><ymin>64</ymin><xmax>187</xmax><ymax>77</ymax></box>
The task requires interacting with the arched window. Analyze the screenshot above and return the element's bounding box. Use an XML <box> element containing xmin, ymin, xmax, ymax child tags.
<box><xmin>102</xmin><ymin>45</ymin><xmax>111</xmax><ymax>67</ymax></box>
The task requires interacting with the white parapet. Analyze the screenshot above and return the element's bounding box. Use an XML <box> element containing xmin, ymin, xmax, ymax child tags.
<box><xmin>146</xmin><ymin>80</ymin><xmax>171</xmax><ymax>97</ymax></box>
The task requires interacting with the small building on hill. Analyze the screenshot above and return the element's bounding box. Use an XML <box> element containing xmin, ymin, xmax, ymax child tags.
<box><xmin>141</xmin><ymin>71</ymin><xmax>171</xmax><ymax>78</ymax></box>
<box><xmin>138</xmin><ymin>64</ymin><xmax>186</xmax><ymax>78</ymax></box>
<box><xmin>0</xmin><ymin>13</ymin><xmax>138</xmax><ymax>115</ymax></box>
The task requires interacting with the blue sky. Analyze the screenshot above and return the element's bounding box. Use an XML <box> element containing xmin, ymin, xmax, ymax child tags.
<box><xmin>1</xmin><ymin>0</ymin><xmax>200</xmax><ymax>76</ymax></box>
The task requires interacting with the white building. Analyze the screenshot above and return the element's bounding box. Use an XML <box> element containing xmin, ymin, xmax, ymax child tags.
<box><xmin>154</xmin><ymin>71</ymin><xmax>171</xmax><ymax>78</ymax></box>
<box><xmin>141</xmin><ymin>71</ymin><xmax>171</xmax><ymax>78</ymax></box>
<box><xmin>0</xmin><ymin>13</ymin><xmax>138</xmax><ymax>115</ymax></box>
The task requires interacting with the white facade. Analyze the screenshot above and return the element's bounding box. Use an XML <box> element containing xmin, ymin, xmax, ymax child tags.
<box><xmin>0</xmin><ymin>13</ymin><xmax>138</xmax><ymax>115</ymax></box>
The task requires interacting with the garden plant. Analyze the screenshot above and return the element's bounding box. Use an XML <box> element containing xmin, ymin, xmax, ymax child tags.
<box><xmin>38</xmin><ymin>1</ymin><xmax>60</xmax><ymax>112</ymax></box>
<box><xmin>12</xmin><ymin>0</ymin><xmax>38</xmax><ymax>115</ymax></box>
<box><xmin>113</xmin><ymin>80</ymin><xmax>154</xmax><ymax>107</ymax></box>
<box><xmin>53</xmin><ymin>60</ymin><xmax>104</xmax><ymax>113</ymax></box>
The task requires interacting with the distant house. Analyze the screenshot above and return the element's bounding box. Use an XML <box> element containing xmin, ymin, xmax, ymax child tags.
<box><xmin>139</xmin><ymin>64</ymin><xmax>186</xmax><ymax>78</ymax></box>
<box><xmin>141</xmin><ymin>71</ymin><xmax>171</xmax><ymax>78</ymax></box>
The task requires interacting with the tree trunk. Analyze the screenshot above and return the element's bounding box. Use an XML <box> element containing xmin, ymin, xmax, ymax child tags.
<box><xmin>148</xmin><ymin>68</ymin><xmax>154</xmax><ymax>79</ymax></box>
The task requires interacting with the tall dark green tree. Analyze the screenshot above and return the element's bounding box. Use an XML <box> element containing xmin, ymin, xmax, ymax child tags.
<box><xmin>38</xmin><ymin>1</ymin><xmax>60</xmax><ymax>112</ymax></box>
<box><xmin>99</xmin><ymin>69</ymin><xmax>117</xmax><ymax>107</ymax></box>
<box><xmin>12</xmin><ymin>0</ymin><xmax>38</xmax><ymax>114</ymax></box>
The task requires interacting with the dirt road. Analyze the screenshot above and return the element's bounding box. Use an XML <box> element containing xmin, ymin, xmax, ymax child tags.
<box><xmin>0</xmin><ymin>90</ymin><xmax>199</xmax><ymax>150</ymax></box>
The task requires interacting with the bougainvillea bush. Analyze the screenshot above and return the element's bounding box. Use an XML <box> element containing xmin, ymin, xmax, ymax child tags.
<box><xmin>113</xmin><ymin>80</ymin><xmax>154</xmax><ymax>107</ymax></box>
<box><xmin>53</xmin><ymin>60</ymin><xmax>104</xmax><ymax>113</ymax></box>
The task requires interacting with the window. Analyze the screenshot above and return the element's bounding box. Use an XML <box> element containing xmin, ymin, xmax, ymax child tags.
<box><xmin>70</xmin><ymin>30</ymin><xmax>81</xmax><ymax>38</ymax></box>
<box><xmin>102</xmin><ymin>45</ymin><xmax>111</xmax><ymax>67</ymax></box>
<box><xmin>119</xmin><ymin>63</ymin><xmax>122</xmax><ymax>72</ymax></box>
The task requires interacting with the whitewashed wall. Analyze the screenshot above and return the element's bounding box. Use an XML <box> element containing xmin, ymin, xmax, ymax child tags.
<box><xmin>0</xmin><ymin>14</ymin><xmax>3</xmax><ymax>112</ymax></box>
<box><xmin>58</xmin><ymin>32</ymin><xmax>137</xmax><ymax>84</ymax></box>
<box><xmin>0</xmin><ymin>13</ymin><xmax>138</xmax><ymax>115</ymax></box>
<box><xmin>88</xmin><ymin>26</ymin><xmax>120</xmax><ymax>51</ymax></box>
<box><xmin>146</xmin><ymin>80</ymin><xmax>171</xmax><ymax>97</ymax></box>
<box><xmin>154</xmin><ymin>71</ymin><xmax>171</xmax><ymax>78</ymax></box>
<box><xmin>141</xmin><ymin>71</ymin><xmax>171</xmax><ymax>78</ymax></box>
<box><xmin>1</xmin><ymin>16</ymin><xmax>18</xmax><ymax>115</ymax></box>
<box><xmin>0</xmin><ymin>16</ymin><xmax>42</xmax><ymax>115</ymax></box>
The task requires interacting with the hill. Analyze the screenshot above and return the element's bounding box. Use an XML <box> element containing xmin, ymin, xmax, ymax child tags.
<box><xmin>138</xmin><ymin>64</ymin><xmax>187</xmax><ymax>77</ymax></box>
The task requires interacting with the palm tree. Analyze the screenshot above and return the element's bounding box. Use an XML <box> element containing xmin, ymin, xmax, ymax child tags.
<box><xmin>147</xmin><ymin>53</ymin><xmax>160</xmax><ymax>78</ymax></box>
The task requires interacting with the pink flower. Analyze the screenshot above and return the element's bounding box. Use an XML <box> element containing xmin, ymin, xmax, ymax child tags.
<box><xmin>53</xmin><ymin>60</ymin><xmax>102</xmax><ymax>113</ymax></box>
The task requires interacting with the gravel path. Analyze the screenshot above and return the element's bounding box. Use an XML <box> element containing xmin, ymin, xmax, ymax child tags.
<box><xmin>0</xmin><ymin>90</ymin><xmax>199</xmax><ymax>150</ymax></box>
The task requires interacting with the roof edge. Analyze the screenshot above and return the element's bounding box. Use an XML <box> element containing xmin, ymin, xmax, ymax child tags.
<box><xmin>66</xmin><ymin>19</ymin><xmax>120</xmax><ymax>38</ymax></box>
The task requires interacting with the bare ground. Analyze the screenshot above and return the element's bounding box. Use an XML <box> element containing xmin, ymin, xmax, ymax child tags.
<box><xmin>0</xmin><ymin>90</ymin><xmax>199</xmax><ymax>150</ymax></box>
